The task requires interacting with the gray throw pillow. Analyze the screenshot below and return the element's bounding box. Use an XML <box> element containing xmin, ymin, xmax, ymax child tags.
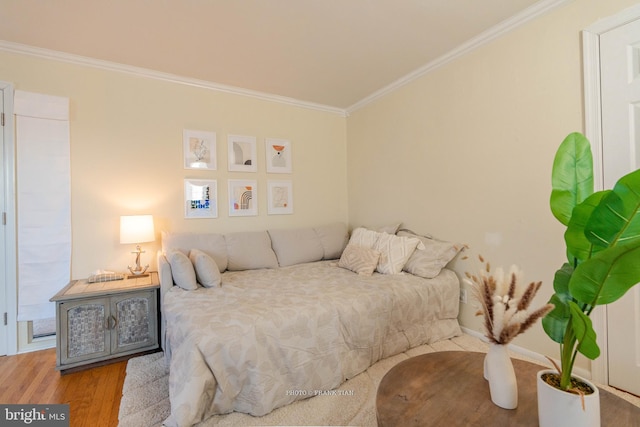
<box><xmin>189</xmin><ymin>249</ymin><xmax>221</xmax><ymax>288</ymax></box>
<box><xmin>166</xmin><ymin>250</ymin><xmax>198</xmax><ymax>290</ymax></box>
<box><xmin>398</xmin><ymin>230</ymin><xmax>463</xmax><ymax>278</ymax></box>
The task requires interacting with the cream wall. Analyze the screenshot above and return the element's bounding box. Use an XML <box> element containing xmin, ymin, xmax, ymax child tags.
<box><xmin>3</xmin><ymin>0</ymin><xmax>638</xmax><ymax>367</ymax></box>
<box><xmin>0</xmin><ymin>51</ymin><xmax>348</xmax><ymax>279</ymax></box>
<box><xmin>346</xmin><ymin>0</ymin><xmax>639</xmax><ymax>372</ymax></box>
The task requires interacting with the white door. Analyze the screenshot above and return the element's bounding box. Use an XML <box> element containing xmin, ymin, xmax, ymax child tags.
<box><xmin>600</xmin><ymin>17</ymin><xmax>640</xmax><ymax>397</ymax></box>
<box><xmin>0</xmin><ymin>85</ymin><xmax>7</xmax><ymax>356</ymax></box>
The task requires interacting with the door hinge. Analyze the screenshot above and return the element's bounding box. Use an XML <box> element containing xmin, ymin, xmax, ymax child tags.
<box><xmin>1</xmin><ymin>112</ymin><xmax>4</xmax><ymax>126</ymax></box>
<box><xmin>2</xmin><ymin>212</ymin><xmax>5</xmax><ymax>225</ymax></box>
<box><xmin>3</xmin><ymin>313</ymin><xmax>7</xmax><ymax>326</ymax></box>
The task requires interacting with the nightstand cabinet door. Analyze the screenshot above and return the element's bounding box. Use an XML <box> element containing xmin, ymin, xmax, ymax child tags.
<box><xmin>51</xmin><ymin>272</ymin><xmax>160</xmax><ymax>371</ymax></box>
<box><xmin>111</xmin><ymin>290</ymin><xmax>157</xmax><ymax>355</ymax></box>
<box><xmin>59</xmin><ymin>297</ymin><xmax>111</xmax><ymax>366</ymax></box>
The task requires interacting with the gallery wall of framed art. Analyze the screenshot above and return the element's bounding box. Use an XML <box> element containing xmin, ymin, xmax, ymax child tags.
<box><xmin>183</xmin><ymin>129</ymin><xmax>293</xmax><ymax>219</ymax></box>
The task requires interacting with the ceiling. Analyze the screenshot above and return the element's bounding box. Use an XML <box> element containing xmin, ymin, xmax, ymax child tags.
<box><xmin>0</xmin><ymin>0</ymin><xmax>550</xmax><ymax>111</ymax></box>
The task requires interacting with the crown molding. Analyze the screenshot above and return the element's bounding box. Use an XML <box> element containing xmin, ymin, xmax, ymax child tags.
<box><xmin>0</xmin><ymin>0</ymin><xmax>572</xmax><ymax>119</ymax></box>
<box><xmin>346</xmin><ymin>0</ymin><xmax>573</xmax><ymax>114</ymax></box>
<box><xmin>0</xmin><ymin>40</ymin><xmax>348</xmax><ymax>117</ymax></box>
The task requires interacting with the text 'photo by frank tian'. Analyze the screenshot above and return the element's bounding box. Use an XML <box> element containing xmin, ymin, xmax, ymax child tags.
<box><xmin>465</xmin><ymin>257</ymin><xmax>554</xmax><ymax>410</ymax></box>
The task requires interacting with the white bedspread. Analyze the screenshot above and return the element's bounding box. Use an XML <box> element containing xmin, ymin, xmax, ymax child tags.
<box><xmin>162</xmin><ymin>261</ymin><xmax>461</xmax><ymax>427</ymax></box>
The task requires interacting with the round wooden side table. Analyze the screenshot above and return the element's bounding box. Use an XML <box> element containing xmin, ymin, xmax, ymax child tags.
<box><xmin>376</xmin><ymin>351</ymin><xmax>640</xmax><ymax>426</ymax></box>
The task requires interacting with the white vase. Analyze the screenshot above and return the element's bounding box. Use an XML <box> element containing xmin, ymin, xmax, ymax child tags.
<box><xmin>483</xmin><ymin>343</ymin><xmax>518</xmax><ymax>409</ymax></box>
<box><xmin>537</xmin><ymin>369</ymin><xmax>600</xmax><ymax>427</ymax></box>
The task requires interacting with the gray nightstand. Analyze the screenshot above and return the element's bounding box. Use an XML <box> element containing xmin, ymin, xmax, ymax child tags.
<box><xmin>50</xmin><ymin>272</ymin><xmax>160</xmax><ymax>372</ymax></box>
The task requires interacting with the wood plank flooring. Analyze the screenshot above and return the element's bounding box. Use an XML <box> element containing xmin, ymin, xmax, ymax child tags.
<box><xmin>0</xmin><ymin>348</ymin><xmax>128</xmax><ymax>427</ymax></box>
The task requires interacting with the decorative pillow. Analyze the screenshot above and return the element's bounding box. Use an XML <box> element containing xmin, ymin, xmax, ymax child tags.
<box><xmin>314</xmin><ymin>222</ymin><xmax>349</xmax><ymax>259</ymax></box>
<box><xmin>268</xmin><ymin>227</ymin><xmax>324</xmax><ymax>267</ymax></box>
<box><xmin>166</xmin><ymin>250</ymin><xmax>198</xmax><ymax>290</ymax></box>
<box><xmin>338</xmin><ymin>244</ymin><xmax>381</xmax><ymax>276</ymax></box>
<box><xmin>348</xmin><ymin>227</ymin><xmax>382</xmax><ymax>249</ymax></box>
<box><xmin>162</xmin><ymin>231</ymin><xmax>228</xmax><ymax>272</ymax></box>
<box><xmin>398</xmin><ymin>230</ymin><xmax>463</xmax><ymax>278</ymax></box>
<box><xmin>373</xmin><ymin>232</ymin><xmax>422</xmax><ymax>274</ymax></box>
<box><xmin>377</xmin><ymin>223</ymin><xmax>402</xmax><ymax>234</ymax></box>
<box><xmin>225</xmin><ymin>231</ymin><xmax>279</xmax><ymax>271</ymax></box>
<box><xmin>189</xmin><ymin>249</ymin><xmax>221</xmax><ymax>288</ymax></box>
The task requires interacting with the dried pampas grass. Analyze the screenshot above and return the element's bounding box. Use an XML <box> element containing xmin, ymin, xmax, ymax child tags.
<box><xmin>465</xmin><ymin>255</ymin><xmax>554</xmax><ymax>345</ymax></box>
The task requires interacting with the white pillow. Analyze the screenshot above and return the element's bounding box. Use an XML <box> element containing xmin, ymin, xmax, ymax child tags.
<box><xmin>189</xmin><ymin>249</ymin><xmax>221</xmax><ymax>288</ymax></box>
<box><xmin>373</xmin><ymin>232</ymin><xmax>421</xmax><ymax>274</ymax></box>
<box><xmin>338</xmin><ymin>244</ymin><xmax>381</xmax><ymax>276</ymax></box>
<box><xmin>166</xmin><ymin>250</ymin><xmax>198</xmax><ymax>290</ymax></box>
<box><xmin>348</xmin><ymin>227</ymin><xmax>382</xmax><ymax>248</ymax></box>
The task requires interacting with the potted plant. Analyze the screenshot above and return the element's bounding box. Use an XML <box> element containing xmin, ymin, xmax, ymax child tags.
<box><xmin>539</xmin><ymin>132</ymin><xmax>640</xmax><ymax>426</ymax></box>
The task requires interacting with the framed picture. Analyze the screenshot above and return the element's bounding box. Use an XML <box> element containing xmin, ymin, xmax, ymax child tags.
<box><xmin>228</xmin><ymin>179</ymin><xmax>257</xmax><ymax>216</ymax></box>
<box><xmin>267</xmin><ymin>180</ymin><xmax>293</xmax><ymax>215</ymax></box>
<box><xmin>265</xmin><ymin>138</ymin><xmax>292</xmax><ymax>173</ymax></box>
<box><xmin>184</xmin><ymin>129</ymin><xmax>216</xmax><ymax>170</ymax></box>
<box><xmin>184</xmin><ymin>179</ymin><xmax>217</xmax><ymax>218</ymax></box>
<box><xmin>228</xmin><ymin>135</ymin><xmax>257</xmax><ymax>172</ymax></box>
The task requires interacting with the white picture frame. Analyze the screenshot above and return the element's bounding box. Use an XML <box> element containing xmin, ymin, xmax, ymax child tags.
<box><xmin>184</xmin><ymin>179</ymin><xmax>217</xmax><ymax>219</ymax></box>
<box><xmin>228</xmin><ymin>135</ymin><xmax>257</xmax><ymax>172</ymax></box>
<box><xmin>184</xmin><ymin>129</ymin><xmax>216</xmax><ymax>170</ymax></box>
<box><xmin>267</xmin><ymin>180</ymin><xmax>293</xmax><ymax>215</ymax></box>
<box><xmin>228</xmin><ymin>179</ymin><xmax>257</xmax><ymax>216</ymax></box>
<box><xmin>265</xmin><ymin>138</ymin><xmax>292</xmax><ymax>173</ymax></box>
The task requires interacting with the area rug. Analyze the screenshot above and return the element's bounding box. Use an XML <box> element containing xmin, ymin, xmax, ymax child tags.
<box><xmin>117</xmin><ymin>333</ymin><xmax>639</xmax><ymax>427</ymax></box>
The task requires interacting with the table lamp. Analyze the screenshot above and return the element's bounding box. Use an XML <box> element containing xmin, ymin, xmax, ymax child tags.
<box><xmin>120</xmin><ymin>214</ymin><xmax>155</xmax><ymax>277</ymax></box>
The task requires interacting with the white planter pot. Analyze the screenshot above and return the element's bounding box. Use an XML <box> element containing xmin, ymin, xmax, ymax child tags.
<box><xmin>537</xmin><ymin>369</ymin><xmax>600</xmax><ymax>427</ymax></box>
<box><xmin>483</xmin><ymin>343</ymin><xmax>518</xmax><ymax>409</ymax></box>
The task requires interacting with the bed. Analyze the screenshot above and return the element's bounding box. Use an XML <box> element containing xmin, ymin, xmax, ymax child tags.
<box><xmin>158</xmin><ymin>224</ymin><xmax>462</xmax><ymax>427</ymax></box>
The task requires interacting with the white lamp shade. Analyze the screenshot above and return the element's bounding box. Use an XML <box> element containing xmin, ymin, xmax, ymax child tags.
<box><xmin>120</xmin><ymin>215</ymin><xmax>155</xmax><ymax>244</ymax></box>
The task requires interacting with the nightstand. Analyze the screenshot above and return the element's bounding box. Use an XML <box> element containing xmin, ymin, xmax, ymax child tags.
<box><xmin>50</xmin><ymin>271</ymin><xmax>160</xmax><ymax>372</ymax></box>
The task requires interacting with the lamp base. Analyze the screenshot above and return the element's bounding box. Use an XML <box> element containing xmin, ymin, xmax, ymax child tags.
<box><xmin>127</xmin><ymin>245</ymin><xmax>150</xmax><ymax>278</ymax></box>
<box><xmin>127</xmin><ymin>263</ymin><xmax>149</xmax><ymax>278</ymax></box>
<box><xmin>126</xmin><ymin>273</ymin><xmax>150</xmax><ymax>279</ymax></box>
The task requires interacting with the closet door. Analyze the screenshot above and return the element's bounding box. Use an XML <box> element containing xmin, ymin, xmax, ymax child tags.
<box><xmin>599</xmin><ymin>17</ymin><xmax>640</xmax><ymax>397</ymax></box>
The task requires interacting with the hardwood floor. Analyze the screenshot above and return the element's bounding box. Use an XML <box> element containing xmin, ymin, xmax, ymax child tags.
<box><xmin>0</xmin><ymin>348</ymin><xmax>128</xmax><ymax>427</ymax></box>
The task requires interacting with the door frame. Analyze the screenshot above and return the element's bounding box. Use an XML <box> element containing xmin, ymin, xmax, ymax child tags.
<box><xmin>582</xmin><ymin>3</ymin><xmax>640</xmax><ymax>386</ymax></box>
<box><xmin>1</xmin><ymin>80</ymin><xmax>17</xmax><ymax>356</ymax></box>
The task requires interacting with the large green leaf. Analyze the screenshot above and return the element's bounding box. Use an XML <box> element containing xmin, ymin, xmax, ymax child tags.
<box><xmin>541</xmin><ymin>264</ymin><xmax>573</xmax><ymax>343</ymax></box>
<box><xmin>586</xmin><ymin>169</ymin><xmax>640</xmax><ymax>249</ymax></box>
<box><xmin>564</xmin><ymin>191</ymin><xmax>609</xmax><ymax>263</ymax></box>
<box><xmin>550</xmin><ymin>133</ymin><xmax>594</xmax><ymax>226</ymax></box>
<box><xmin>568</xmin><ymin>301</ymin><xmax>600</xmax><ymax>360</ymax></box>
<box><xmin>542</xmin><ymin>294</ymin><xmax>570</xmax><ymax>344</ymax></box>
<box><xmin>570</xmin><ymin>243</ymin><xmax>640</xmax><ymax>305</ymax></box>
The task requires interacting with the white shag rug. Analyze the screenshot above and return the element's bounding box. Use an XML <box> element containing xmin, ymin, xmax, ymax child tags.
<box><xmin>117</xmin><ymin>333</ymin><xmax>639</xmax><ymax>427</ymax></box>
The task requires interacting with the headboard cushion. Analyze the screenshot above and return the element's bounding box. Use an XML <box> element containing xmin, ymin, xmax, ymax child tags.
<box><xmin>161</xmin><ymin>231</ymin><xmax>228</xmax><ymax>272</ymax></box>
<box><xmin>268</xmin><ymin>227</ymin><xmax>324</xmax><ymax>267</ymax></box>
<box><xmin>314</xmin><ymin>222</ymin><xmax>349</xmax><ymax>260</ymax></box>
<box><xmin>225</xmin><ymin>231</ymin><xmax>279</xmax><ymax>271</ymax></box>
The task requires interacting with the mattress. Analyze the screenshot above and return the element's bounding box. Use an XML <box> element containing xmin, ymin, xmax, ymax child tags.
<box><xmin>162</xmin><ymin>260</ymin><xmax>461</xmax><ymax>427</ymax></box>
